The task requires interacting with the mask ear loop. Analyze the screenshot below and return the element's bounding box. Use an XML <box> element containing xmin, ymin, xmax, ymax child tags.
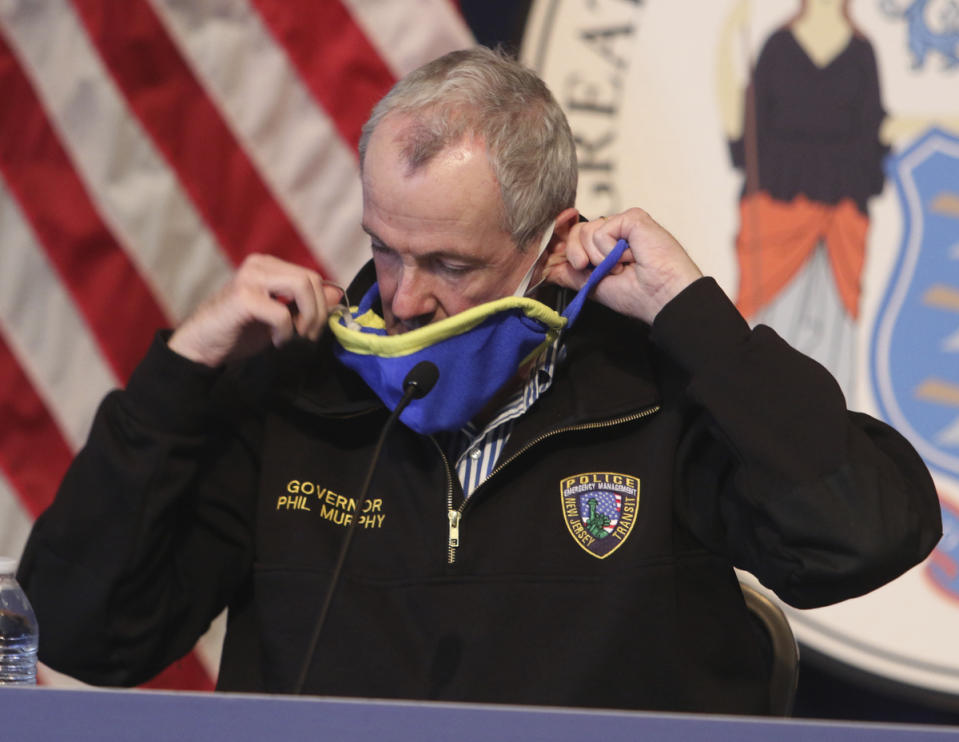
<box><xmin>515</xmin><ymin>224</ymin><xmax>556</xmax><ymax>298</ymax></box>
<box><xmin>560</xmin><ymin>239</ymin><xmax>629</xmax><ymax>327</ymax></box>
<box><xmin>322</xmin><ymin>280</ymin><xmax>360</xmax><ymax>330</ymax></box>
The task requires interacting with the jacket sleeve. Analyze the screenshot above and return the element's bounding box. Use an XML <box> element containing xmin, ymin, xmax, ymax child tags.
<box><xmin>651</xmin><ymin>278</ymin><xmax>942</xmax><ymax>609</ymax></box>
<box><xmin>17</xmin><ymin>333</ymin><xmax>259</xmax><ymax>686</ymax></box>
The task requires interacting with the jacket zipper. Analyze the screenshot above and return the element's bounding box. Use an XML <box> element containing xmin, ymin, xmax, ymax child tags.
<box><xmin>427</xmin><ymin>437</ymin><xmax>459</xmax><ymax>564</ymax></box>
<box><xmin>438</xmin><ymin>405</ymin><xmax>661</xmax><ymax>566</ymax></box>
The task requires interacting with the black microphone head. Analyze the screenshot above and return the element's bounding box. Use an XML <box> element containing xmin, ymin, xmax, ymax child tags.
<box><xmin>403</xmin><ymin>361</ymin><xmax>439</xmax><ymax>399</ymax></box>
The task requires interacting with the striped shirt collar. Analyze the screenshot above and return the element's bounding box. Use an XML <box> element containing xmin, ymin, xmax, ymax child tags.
<box><xmin>444</xmin><ymin>338</ymin><xmax>565</xmax><ymax>498</ymax></box>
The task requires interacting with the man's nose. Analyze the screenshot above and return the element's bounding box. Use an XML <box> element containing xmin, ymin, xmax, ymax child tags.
<box><xmin>390</xmin><ymin>268</ymin><xmax>437</xmax><ymax>328</ymax></box>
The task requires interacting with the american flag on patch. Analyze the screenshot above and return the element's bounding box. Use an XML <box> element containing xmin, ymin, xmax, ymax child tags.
<box><xmin>580</xmin><ymin>491</ymin><xmax>622</xmax><ymax>533</ymax></box>
<box><xmin>0</xmin><ymin>0</ymin><xmax>472</xmax><ymax>691</ymax></box>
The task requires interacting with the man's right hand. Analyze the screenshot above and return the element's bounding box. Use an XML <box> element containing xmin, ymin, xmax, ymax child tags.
<box><xmin>168</xmin><ymin>254</ymin><xmax>343</xmax><ymax>368</ymax></box>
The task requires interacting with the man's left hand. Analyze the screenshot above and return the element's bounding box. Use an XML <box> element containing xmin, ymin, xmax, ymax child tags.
<box><xmin>544</xmin><ymin>208</ymin><xmax>703</xmax><ymax>324</ymax></box>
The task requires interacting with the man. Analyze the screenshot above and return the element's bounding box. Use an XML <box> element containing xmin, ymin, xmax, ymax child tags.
<box><xmin>18</xmin><ymin>47</ymin><xmax>940</xmax><ymax>714</ymax></box>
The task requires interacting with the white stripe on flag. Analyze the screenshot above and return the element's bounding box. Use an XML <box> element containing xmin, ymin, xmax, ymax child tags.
<box><xmin>0</xmin><ymin>471</ymin><xmax>32</xmax><ymax>564</ymax></box>
<box><xmin>0</xmin><ymin>0</ymin><xmax>234</xmax><ymax>323</ymax></box>
<box><xmin>0</xmin><ymin>180</ymin><xmax>116</xmax><ymax>450</ymax></box>
<box><xmin>343</xmin><ymin>0</ymin><xmax>474</xmax><ymax>77</ymax></box>
<box><xmin>150</xmin><ymin>0</ymin><xmax>370</xmax><ymax>282</ymax></box>
<box><xmin>195</xmin><ymin>610</ymin><xmax>227</xmax><ymax>680</ymax></box>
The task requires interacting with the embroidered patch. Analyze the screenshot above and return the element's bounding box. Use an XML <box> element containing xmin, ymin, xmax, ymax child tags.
<box><xmin>561</xmin><ymin>472</ymin><xmax>639</xmax><ymax>559</ymax></box>
<box><xmin>277</xmin><ymin>478</ymin><xmax>387</xmax><ymax>529</ymax></box>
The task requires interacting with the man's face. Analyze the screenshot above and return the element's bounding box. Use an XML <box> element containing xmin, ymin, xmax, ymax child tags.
<box><xmin>361</xmin><ymin>115</ymin><xmax>541</xmax><ymax>335</ymax></box>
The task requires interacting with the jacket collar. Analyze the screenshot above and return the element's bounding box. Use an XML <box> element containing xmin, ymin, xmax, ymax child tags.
<box><xmin>499</xmin><ymin>294</ymin><xmax>663</xmax><ymax>459</ymax></box>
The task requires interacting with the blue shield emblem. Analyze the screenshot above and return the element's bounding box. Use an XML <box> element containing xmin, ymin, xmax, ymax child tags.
<box><xmin>871</xmin><ymin>127</ymin><xmax>959</xmax><ymax>477</ymax></box>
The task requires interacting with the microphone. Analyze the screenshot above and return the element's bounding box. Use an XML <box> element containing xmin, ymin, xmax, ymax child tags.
<box><xmin>294</xmin><ymin>361</ymin><xmax>439</xmax><ymax>693</ymax></box>
<box><xmin>402</xmin><ymin>360</ymin><xmax>440</xmax><ymax>401</ymax></box>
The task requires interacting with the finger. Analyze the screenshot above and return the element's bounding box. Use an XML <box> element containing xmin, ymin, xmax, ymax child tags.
<box><xmin>291</xmin><ymin>271</ymin><xmax>328</xmax><ymax>340</ymax></box>
<box><xmin>592</xmin><ymin>213</ymin><xmax>646</xmax><ymax>265</ymax></box>
<box><xmin>578</xmin><ymin>216</ymin><xmax>621</xmax><ymax>265</ymax></box>
<box><xmin>242</xmin><ymin>258</ymin><xmax>325</xmax><ymax>341</ymax></box>
<box><xmin>580</xmin><ymin>220</ymin><xmax>623</xmax><ymax>268</ymax></box>
<box><xmin>297</xmin><ymin>280</ymin><xmax>348</xmax><ymax>341</ymax></box>
<box><xmin>236</xmin><ymin>284</ymin><xmax>298</xmax><ymax>347</ymax></box>
<box><xmin>543</xmin><ymin>261</ymin><xmax>589</xmax><ymax>291</ymax></box>
<box><xmin>322</xmin><ymin>283</ymin><xmax>345</xmax><ymax>308</ymax></box>
<box><xmin>562</xmin><ymin>222</ymin><xmax>593</xmax><ymax>271</ymax></box>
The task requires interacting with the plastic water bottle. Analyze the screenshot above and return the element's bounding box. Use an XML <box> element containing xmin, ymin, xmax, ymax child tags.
<box><xmin>0</xmin><ymin>557</ymin><xmax>38</xmax><ymax>686</ymax></box>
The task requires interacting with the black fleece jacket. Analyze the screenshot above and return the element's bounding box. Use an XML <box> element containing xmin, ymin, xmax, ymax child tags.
<box><xmin>18</xmin><ymin>275</ymin><xmax>941</xmax><ymax>714</ymax></box>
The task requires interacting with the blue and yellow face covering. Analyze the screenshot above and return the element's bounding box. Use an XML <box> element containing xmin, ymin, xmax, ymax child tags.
<box><xmin>329</xmin><ymin>239</ymin><xmax>628</xmax><ymax>434</ymax></box>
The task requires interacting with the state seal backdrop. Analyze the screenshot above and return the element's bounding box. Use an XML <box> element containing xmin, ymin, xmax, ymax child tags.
<box><xmin>523</xmin><ymin>0</ymin><xmax>959</xmax><ymax>702</ymax></box>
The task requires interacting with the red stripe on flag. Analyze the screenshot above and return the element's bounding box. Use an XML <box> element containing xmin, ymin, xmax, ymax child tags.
<box><xmin>70</xmin><ymin>0</ymin><xmax>328</xmax><ymax>274</ymax></box>
<box><xmin>0</xmin><ymin>333</ymin><xmax>73</xmax><ymax>520</ymax></box>
<box><xmin>0</xmin><ymin>32</ymin><xmax>167</xmax><ymax>383</ymax></box>
<box><xmin>250</xmin><ymin>0</ymin><xmax>396</xmax><ymax>152</ymax></box>
<box><xmin>141</xmin><ymin>653</ymin><xmax>216</xmax><ymax>692</ymax></box>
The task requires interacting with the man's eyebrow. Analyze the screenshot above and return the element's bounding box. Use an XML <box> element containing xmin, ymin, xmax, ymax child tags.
<box><xmin>361</xmin><ymin>226</ymin><xmax>484</xmax><ymax>265</ymax></box>
<box><xmin>361</xmin><ymin>225</ymin><xmax>386</xmax><ymax>246</ymax></box>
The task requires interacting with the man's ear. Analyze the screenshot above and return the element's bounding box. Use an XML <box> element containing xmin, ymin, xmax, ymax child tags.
<box><xmin>528</xmin><ymin>207</ymin><xmax>581</xmax><ymax>293</ymax></box>
<box><xmin>546</xmin><ymin>207</ymin><xmax>580</xmax><ymax>256</ymax></box>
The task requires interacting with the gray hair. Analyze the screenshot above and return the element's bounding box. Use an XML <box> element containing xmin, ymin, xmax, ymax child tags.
<box><xmin>358</xmin><ymin>47</ymin><xmax>577</xmax><ymax>252</ymax></box>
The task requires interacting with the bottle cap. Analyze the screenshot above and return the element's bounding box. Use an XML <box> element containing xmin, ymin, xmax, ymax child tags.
<box><xmin>0</xmin><ymin>556</ymin><xmax>18</xmax><ymax>574</ymax></box>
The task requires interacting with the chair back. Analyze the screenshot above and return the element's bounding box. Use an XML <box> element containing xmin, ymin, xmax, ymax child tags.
<box><xmin>741</xmin><ymin>581</ymin><xmax>800</xmax><ymax>715</ymax></box>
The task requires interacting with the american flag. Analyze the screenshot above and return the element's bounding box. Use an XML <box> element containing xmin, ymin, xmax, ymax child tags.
<box><xmin>580</xmin><ymin>491</ymin><xmax>622</xmax><ymax>532</ymax></box>
<box><xmin>0</xmin><ymin>0</ymin><xmax>473</xmax><ymax>690</ymax></box>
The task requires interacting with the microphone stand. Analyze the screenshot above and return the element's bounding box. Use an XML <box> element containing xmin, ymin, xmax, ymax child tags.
<box><xmin>293</xmin><ymin>361</ymin><xmax>438</xmax><ymax>694</ymax></box>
